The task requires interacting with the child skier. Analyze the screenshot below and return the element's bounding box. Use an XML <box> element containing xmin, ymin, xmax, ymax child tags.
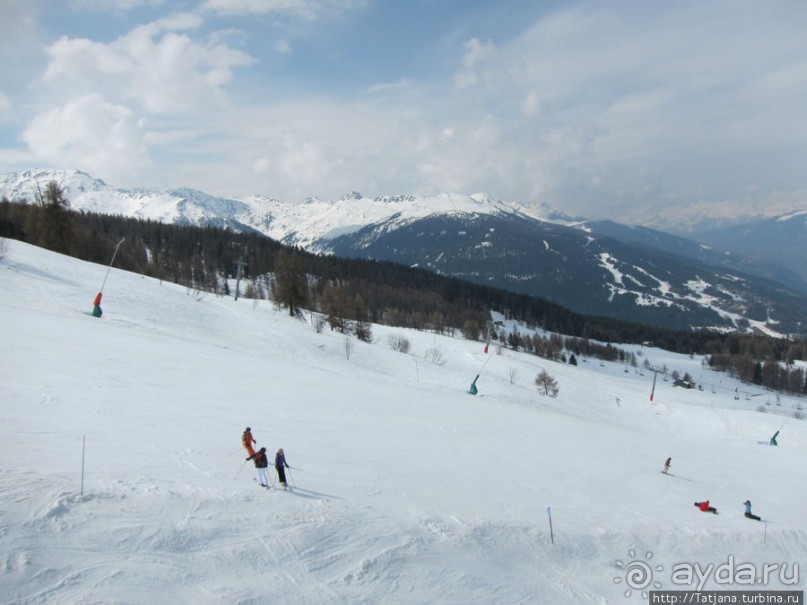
<box><xmin>275</xmin><ymin>448</ymin><xmax>290</xmax><ymax>489</ymax></box>
<box><xmin>242</xmin><ymin>427</ymin><xmax>256</xmax><ymax>457</ymax></box>
<box><xmin>247</xmin><ymin>447</ymin><xmax>270</xmax><ymax>488</ymax></box>
<box><xmin>743</xmin><ymin>500</ymin><xmax>761</xmax><ymax>521</ymax></box>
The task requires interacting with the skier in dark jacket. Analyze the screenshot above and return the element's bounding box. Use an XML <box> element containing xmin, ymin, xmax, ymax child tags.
<box><xmin>743</xmin><ymin>500</ymin><xmax>761</xmax><ymax>521</ymax></box>
<box><xmin>247</xmin><ymin>447</ymin><xmax>270</xmax><ymax>488</ymax></box>
<box><xmin>662</xmin><ymin>457</ymin><xmax>671</xmax><ymax>474</ymax></box>
<box><xmin>275</xmin><ymin>448</ymin><xmax>290</xmax><ymax>489</ymax></box>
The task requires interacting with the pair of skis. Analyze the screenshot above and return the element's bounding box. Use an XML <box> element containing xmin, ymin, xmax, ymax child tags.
<box><xmin>254</xmin><ymin>478</ymin><xmax>292</xmax><ymax>492</ymax></box>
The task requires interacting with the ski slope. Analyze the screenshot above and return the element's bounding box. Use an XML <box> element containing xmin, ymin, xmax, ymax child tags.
<box><xmin>1</xmin><ymin>239</ymin><xmax>805</xmax><ymax>604</ymax></box>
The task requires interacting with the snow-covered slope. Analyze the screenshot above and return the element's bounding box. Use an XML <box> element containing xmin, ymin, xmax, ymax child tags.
<box><xmin>1</xmin><ymin>239</ymin><xmax>805</xmax><ymax>604</ymax></box>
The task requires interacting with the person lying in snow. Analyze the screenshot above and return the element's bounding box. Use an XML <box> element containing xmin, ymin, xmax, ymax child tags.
<box><xmin>695</xmin><ymin>500</ymin><xmax>718</xmax><ymax>514</ymax></box>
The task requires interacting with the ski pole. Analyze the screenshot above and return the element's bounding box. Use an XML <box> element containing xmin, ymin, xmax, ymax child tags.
<box><xmin>288</xmin><ymin>467</ymin><xmax>296</xmax><ymax>488</ymax></box>
<box><xmin>235</xmin><ymin>459</ymin><xmax>247</xmax><ymax>478</ymax></box>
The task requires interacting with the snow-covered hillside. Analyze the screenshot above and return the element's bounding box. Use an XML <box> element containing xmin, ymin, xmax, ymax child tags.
<box><xmin>1</xmin><ymin>239</ymin><xmax>805</xmax><ymax>604</ymax></box>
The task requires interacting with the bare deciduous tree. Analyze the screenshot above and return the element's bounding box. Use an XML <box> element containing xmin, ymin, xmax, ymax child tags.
<box><xmin>387</xmin><ymin>334</ymin><xmax>411</xmax><ymax>353</ymax></box>
<box><xmin>312</xmin><ymin>313</ymin><xmax>326</xmax><ymax>334</ymax></box>
<box><xmin>425</xmin><ymin>347</ymin><xmax>446</xmax><ymax>366</ymax></box>
<box><xmin>535</xmin><ymin>370</ymin><xmax>559</xmax><ymax>397</ymax></box>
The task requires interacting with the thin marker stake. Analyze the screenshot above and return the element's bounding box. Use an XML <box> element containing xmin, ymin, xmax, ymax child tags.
<box><xmin>547</xmin><ymin>506</ymin><xmax>554</xmax><ymax>545</ymax></box>
<box><xmin>81</xmin><ymin>434</ymin><xmax>86</xmax><ymax>496</ymax></box>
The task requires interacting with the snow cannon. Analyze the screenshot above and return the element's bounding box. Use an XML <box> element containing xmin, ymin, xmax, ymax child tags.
<box><xmin>468</xmin><ymin>374</ymin><xmax>480</xmax><ymax>395</ymax></box>
<box><xmin>92</xmin><ymin>292</ymin><xmax>103</xmax><ymax>318</ymax></box>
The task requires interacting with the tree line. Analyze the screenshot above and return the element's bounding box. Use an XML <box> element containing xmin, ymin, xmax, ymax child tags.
<box><xmin>1</xmin><ymin>183</ymin><xmax>805</xmax><ymax>396</ymax></box>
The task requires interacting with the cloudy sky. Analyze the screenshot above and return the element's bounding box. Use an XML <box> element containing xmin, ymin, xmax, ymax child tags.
<box><xmin>1</xmin><ymin>0</ymin><xmax>806</xmax><ymax>219</ymax></box>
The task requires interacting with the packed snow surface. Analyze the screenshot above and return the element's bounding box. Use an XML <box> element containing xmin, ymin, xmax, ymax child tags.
<box><xmin>1</xmin><ymin>239</ymin><xmax>805</xmax><ymax>604</ymax></box>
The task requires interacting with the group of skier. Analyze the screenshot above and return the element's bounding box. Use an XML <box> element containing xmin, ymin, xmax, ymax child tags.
<box><xmin>242</xmin><ymin>427</ymin><xmax>291</xmax><ymax>490</ymax></box>
<box><xmin>692</xmin><ymin>499</ymin><xmax>760</xmax><ymax>520</ymax></box>
<box><xmin>662</xmin><ymin>457</ymin><xmax>763</xmax><ymax>521</ymax></box>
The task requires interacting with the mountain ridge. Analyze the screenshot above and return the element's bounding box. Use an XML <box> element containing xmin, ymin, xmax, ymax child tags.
<box><xmin>2</xmin><ymin>168</ymin><xmax>806</xmax><ymax>337</ymax></box>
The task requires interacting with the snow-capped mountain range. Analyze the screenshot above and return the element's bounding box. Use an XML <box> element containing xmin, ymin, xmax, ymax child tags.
<box><xmin>3</xmin><ymin>168</ymin><xmax>806</xmax><ymax>336</ymax></box>
<box><xmin>0</xmin><ymin>168</ymin><xmax>576</xmax><ymax>248</ymax></box>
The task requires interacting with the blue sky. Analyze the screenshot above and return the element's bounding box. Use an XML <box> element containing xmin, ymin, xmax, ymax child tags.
<box><xmin>1</xmin><ymin>0</ymin><xmax>806</xmax><ymax>221</ymax></box>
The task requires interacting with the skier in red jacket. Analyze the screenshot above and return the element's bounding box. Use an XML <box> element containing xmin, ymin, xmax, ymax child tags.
<box><xmin>696</xmin><ymin>500</ymin><xmax>718</xmax><ymax>514</ymax></box>
<box><xmin>242</xmin><ymin>427</ymin><xmax>256</xmax><ymax>457</ymax></box>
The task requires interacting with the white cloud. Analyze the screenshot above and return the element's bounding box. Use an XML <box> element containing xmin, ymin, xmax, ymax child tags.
<box><xmin>21</xmin><ymin>94</ymin><xmax>150</xmax><ymax>186</ymax></box>
<box><xmin>0</xmin><ymin>92</ymin><xmax>11</xmax><ymax>117</ymax></box>
<box><xmin>41</xmin><ymin>13</ymin><xmax>254</xmax><ymax>113</ymax></box>
<box><xmin>201</xmin><ymin>0</ymin><xmax>367</xmax><ymax>20</ymax></box>
<box><xmin>366</xmin><ymin>78</ymin><xmax>411</xmax><ymax>95</ymax></box>
<box><xmin>522</xmin><ymin>91</ymin><xmax>541</xmax><ymax>119</ymax></box>
<box><xmin>0</xmin><ymin>147</ymin><xmax>37</xmax><ymax>168</ymax></box>
<box><xmin>431</xmin><ymin>2</ymin><xmax>807</xmax><ymax>215</ymax></box>
<box><xmin>453</xmin><ymin>38</ymin><xmax>496</xmax><ymax>90</ymax></box>
<box><xmin>8</xmin><ymin>0</ymin><xmax>805</xmax><ymax>219</ymax></box>
<box><xmin>70</xmin><ymin>0</ymin><xmax>165</xmax><ymax>10</ymax></box>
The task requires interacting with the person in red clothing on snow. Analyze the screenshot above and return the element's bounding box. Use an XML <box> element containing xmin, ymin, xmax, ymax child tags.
<box><xmin>695</xmin><ymin>500</ymin><xmax>718</xmax><ymax>514</ymax></box>
<box><xmin>242</xmin><ymin>427</ymin><xmax>256</xmax><ymax>457</ymax></box>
